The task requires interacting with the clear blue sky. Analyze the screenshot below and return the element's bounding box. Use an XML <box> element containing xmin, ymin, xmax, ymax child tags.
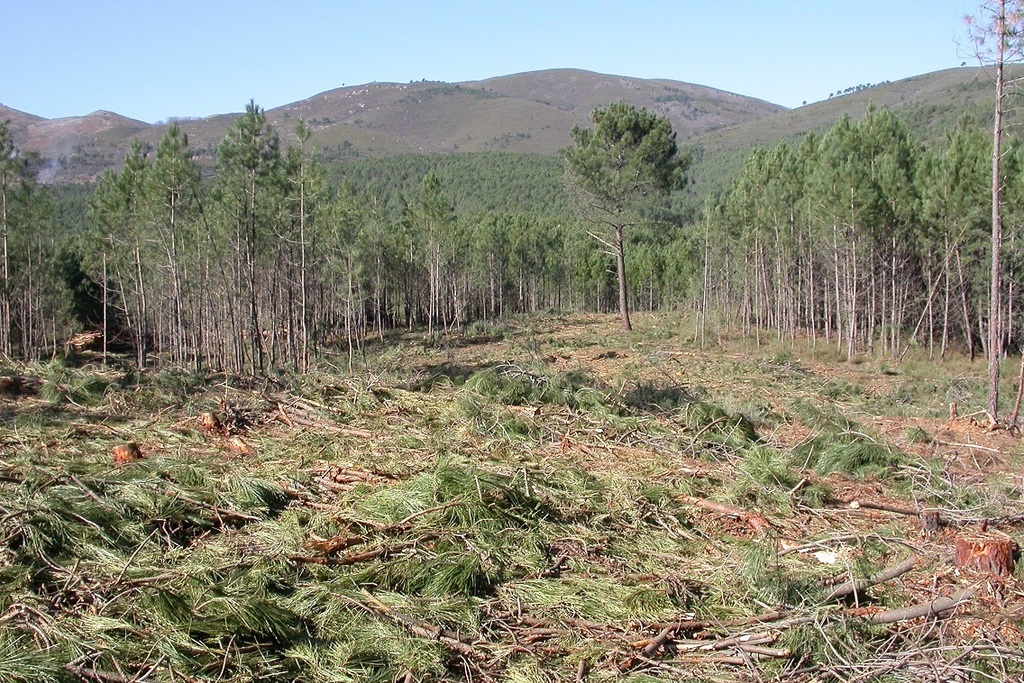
<box><xmin>2</xmin><ymin>1</ymin><xmax>977</xmax><ymax>124</ymax></box>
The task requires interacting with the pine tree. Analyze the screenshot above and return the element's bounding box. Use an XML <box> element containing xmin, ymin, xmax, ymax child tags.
<box><xmin>562</xmin><ymin>102</ymin><xmax>688</xmax><ymax>331</ymax></box>
<box><xmin>966</xmin><ymin>0</ymin><xmax>1024</xmax><ymax>421</ymax></box>
<box><xmin>214</xmin><ymin>101</ymin><xmax>283</xmax><ymax>374</ymax></box>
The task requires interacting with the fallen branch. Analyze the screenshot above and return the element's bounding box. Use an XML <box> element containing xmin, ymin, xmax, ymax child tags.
<box><xmin>305</xmin><ymin>502</ymin><xmax>460</xmax><ymax>556</ymax></box>
<box><xmin>642</xmin><ymin>626</ymin><xmax>674</xmax><ymax>658</ymax></box>
<box><xmin>671</xmin><ymin>654</ymin><xmax>746</xmax><ymax>665</ymax></box>
<box><xmin>294</xmin><ymin>533</ymin><xmax>440</xmax><ymax>566</ymax></box>
<box><xmin>503</xmin><ymin>613</ymin><xmax>629</xmax><ymax>638</ymax></box>
<box><xmin>934</xmin><ymin>439</ymin><xmax>1003</xmax><ymax>454</ymax></box>
<box><xmin>738</xmin><ymin>644</ymin><xmax>791</xmax><ymax>658</ymax></box>
<box><xmin>275</xmin><ymin>408</ymin><xmax>375</xmax><ymax>438</ymax></box>
<box><xmin>647</xmin><ymin>608</ymin><xmax>791</xmax><ymax>633</ymax></box>
<box><xmin>536</xmin><ymin>553</ymin><xmax>569</xmax><ymax>579</ymax></box>
<box><xmin>824</xmin><ymin>555</ymin><xmax>917</xmax><ymax>602</ymax></box>
<box><xmin>674</xmin><ymin>630</ymin><xmax>778</xmax><ymax>653</ymax></box>
<box><xmin>618</xmin><ymin>617</ymin><xmax>795</xmax><ymax>672</ymax></box>
<box><xmin>169</xmin><ymin>491</ymin><xmax>261</xmax><ymax>524</ymax></box>
<box><xmin>304</xmin><ymin>531</ymin><xmax>367</xmax><ymax>555</ymax></box>
<box><xmin>65</xmin><ymin>664</ymin><xmax>134</xmax><ymax>683</ymax></box>
<box><xmin>957</xmin><ymin>511</ymin><xmax>1024</xmax><ymax>528</ymax></box>
<box><xmin>781</xmin><ymin>533</ymin><xmax>863</xmax><ymax>556</ymax></box>
<box><xmin>868</xmin><ymin>586</ymin><xmax>977</xmax><ymax>624</ymax></box>
<box><xmin>843</xmin><ymin>499</ymin><xmax>919</xmax><ymax>517</ymax></box>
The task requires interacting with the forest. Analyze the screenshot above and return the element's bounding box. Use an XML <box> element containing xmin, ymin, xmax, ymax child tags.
<box><xmin>0</xmin><ymin>98</ymin><xmax>1019</xmax><ymax>378</ymax></box>
<box><xmin>0</xmin><ymin>103</ymin><xmax>700</xmax><ymax>375</ymax></box>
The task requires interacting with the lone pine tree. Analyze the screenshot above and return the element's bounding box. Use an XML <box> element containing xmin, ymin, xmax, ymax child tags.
<box><xmin>561</xmin><ymin>102</ymin><xmax>688</xmax><ymax>331</ymax></box>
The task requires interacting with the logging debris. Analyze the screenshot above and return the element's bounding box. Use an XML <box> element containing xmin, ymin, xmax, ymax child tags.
<box><xmin>2</xmin><ymin>315</ymin><xmax>1023</xmax><ymax>682</ymax></box>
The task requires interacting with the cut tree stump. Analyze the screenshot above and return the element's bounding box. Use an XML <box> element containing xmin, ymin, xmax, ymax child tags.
<box><xmin>199</xmin><ymin>411</ymin><xmax>222</xmax><ymax>433</ymax></box>
<box><xmin>954</xmin><ymin>536</ymin><xmax>1018</xmax><ymax>576</ymax></box>
<box><xmin>225</xmin><ymin>436</ymin><xmax>254</xmax><ymax>456</ymax></box>
<box><xmin>919</xmin><ymin>509</ymin><xmax>942</xmax><ymax>537</ymax></box>
<box><xmin>112</xmin><ymin>442</ymin><xmax>143</xmax><ymax>464</ymax></box>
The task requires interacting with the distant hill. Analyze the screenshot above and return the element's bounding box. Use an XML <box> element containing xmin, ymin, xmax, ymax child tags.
<box><xmin>692</xmin><ymin>67</ymin><xmax>1003</xmax><ymax>155</ymax></box>
<box><xmin>686</xmin><ymin>66</ymin><xmax>1018</xmax><ymax>192</ymax></box>
<box><xmin>1</xmin><ymin>69</ymin><xmax>785</xmax><ymax>184</ymax></box>
<box><xmin>0</xmin><ymin>66</ymin><xmax>1015</xmax><ymax>191</ymax></box>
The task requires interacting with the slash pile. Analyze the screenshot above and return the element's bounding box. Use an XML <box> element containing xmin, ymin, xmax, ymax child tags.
<box><xmin>1</xmin><ymin>315</ymin><xmax>1022</xmax><ymax>682</ymax></box>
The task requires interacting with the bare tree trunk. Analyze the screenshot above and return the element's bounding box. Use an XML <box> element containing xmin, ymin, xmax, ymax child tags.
<box><xmin>833</xmin><ymin>223</ymin><xmax>842</xmax><ymax>351</ymax></box>
<box><xmin>615</xmin><ymin>225</ymin><xmax>631</xmax><ymax>331</ymax></box>
<box><xmin>955</xmin><ymin>245</ymin><xmax>976</xmax><ymax>360</ymax></box>
<box><xmin>0</xmin><ymin>175</ymin><xmax>8</xmax><ymax>360</ymax></box>
<box><xmin>699</xmin><ymin>215</ymin><xmax>710</xmax><ymax>347</ymax></box>
<box><xmin>299</xmin><ymin>182</ymin><xmax>310</xmax><ymax>373</ymax></box>
<box><xmin>988</xmin><ymin>2</ymin><xmax>1008</xmax><ymax>421</ymax></box>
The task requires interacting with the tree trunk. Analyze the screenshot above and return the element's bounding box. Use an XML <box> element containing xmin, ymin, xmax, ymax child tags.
<box><xmin>614</xmin><ymin>225</ymin><xmax>631</xmax><ymax>331</ymax></box>
<box><xmin>988</xmin><ymin>4</ymin><xmax>1007</xmax><ymax>421</ymax></box>
<box><xmin>0</xmin><ymin>174</ymin><xmax>8</xmax><ymax>359</ymax></box>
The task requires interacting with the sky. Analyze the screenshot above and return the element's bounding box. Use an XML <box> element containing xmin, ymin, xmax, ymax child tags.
<box><xmin>1</xmin><ymin>1</ymin><xmax>981</xmax><ymax>124</ymax></box>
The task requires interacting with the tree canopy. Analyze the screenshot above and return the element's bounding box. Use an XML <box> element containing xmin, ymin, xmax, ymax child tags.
<box><xmin>561</xmin><ymin>101</ymin><xmax>689</xmax><ymax>330</ymax></box>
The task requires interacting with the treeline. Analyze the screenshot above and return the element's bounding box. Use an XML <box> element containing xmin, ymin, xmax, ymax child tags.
<box><xmin>0</xmin><ymin>103</ymin><xmax>695</xmax><ymax>372</ymax></box>
<box><xmin>4</xmin><ymin>100</ymin><xmax>1017</xmax><ymax>372</ymax></box>
<box><xmin>700</xmin><ymin>105</ymin><xmax>1019</xmax><ymax>360</ymax></box>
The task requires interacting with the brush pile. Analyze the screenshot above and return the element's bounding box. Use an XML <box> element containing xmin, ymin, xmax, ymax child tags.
<box><xmin>1</xmin><ymin>317</ymin><xmax>1022</xmax><ymax>682</ymax></box>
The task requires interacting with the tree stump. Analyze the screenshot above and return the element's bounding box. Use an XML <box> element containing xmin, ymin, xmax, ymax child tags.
<box><xmin>225</xmin><ymin>436</ymin><xmax>254</xmax><ymax>456</ymax></box>
<box><xmin>954</xmin><ymin>536</ymin><xmax>1018</xmax><ymax>576</ymax></box>
<box><xmin>919</xmin><ymin>509</ymin><xmax>942</xmax><ymax>537</ymax></box>
<box><xmin>112</xmin><ymin>442</ymin><xmax>143</xmax><ymax>464</ymax></box>
<box><xmin>199</xmin><ymin>411</ymin><xmax>222</xmax><ymax>433</ymax></box>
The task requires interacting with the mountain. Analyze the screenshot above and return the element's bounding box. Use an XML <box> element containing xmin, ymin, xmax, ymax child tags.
<box><xmin>0</xmin><ymin>66</ymin><xmax>1011</xmax><ymax>188</ymax></box>
<box><xmin>1</xmin><ymin>69</ymin><xmax>786</xmax><ymax>183</ymax></box>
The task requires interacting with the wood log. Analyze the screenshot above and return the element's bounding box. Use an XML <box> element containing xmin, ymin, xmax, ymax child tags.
<box><xmin>824</xmin><ymin>555</ymin><xmax>917</xmax><ymax>602</ymax></box>
<box><xmin>844</xmin><ymin>499</ymin><xmax>919</xmax><ymax>517</ymax></box>
<box><xmin>954</xmin><ymin>536</ymin><xmax>1018</xmax><ymax>576</ymax></box>
<box><xmin>66</xmin><ymin>330</ymin><xmax>103</xmax><ymax>352</ymax></box>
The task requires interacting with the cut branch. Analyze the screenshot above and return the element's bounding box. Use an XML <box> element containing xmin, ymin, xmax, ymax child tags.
<box><xmin>868</xmin><ymin>586</ymin><xmax>977</xmax><ymax>624</ymax></box>
<box><xmin>824</xmin><ymin>555</ymin><xmax>917</xmax><ymax>602</ymax></box>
